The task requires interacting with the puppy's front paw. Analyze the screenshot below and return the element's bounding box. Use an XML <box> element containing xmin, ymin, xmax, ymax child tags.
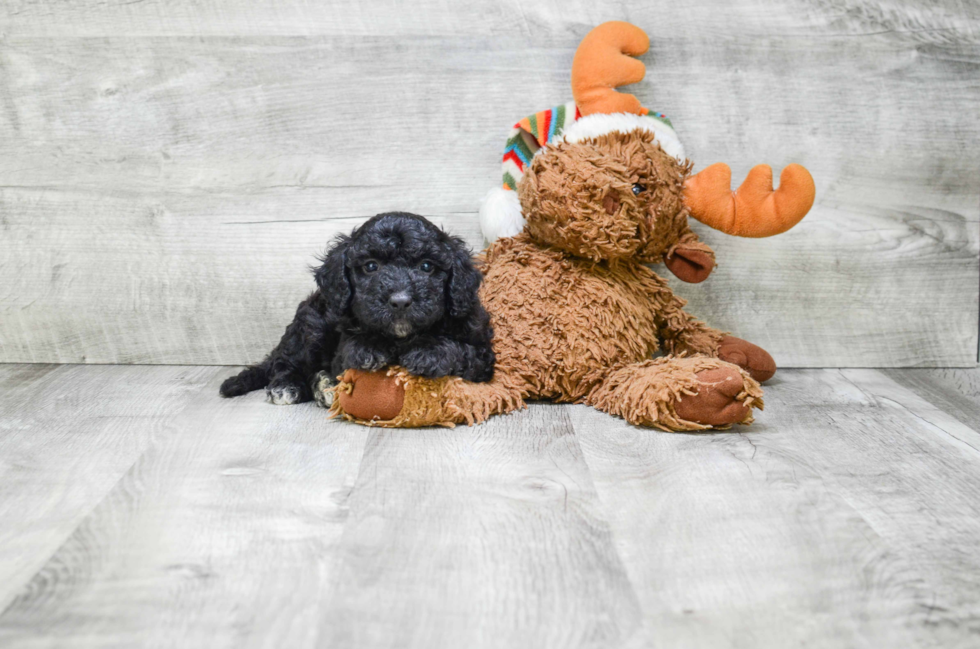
<box><xmin>267</xmin><ymin>381</ymin><xmax>301</xmax><ymax>405</ymax></box>
<box><xmin>399</xmin><ymin>348</ymin><xmax>456</xmax><ymax>379</ymax></box>
<box><xmin>312</xmin><ymin>371</ymin><xmax>335</xmax><ymax>408</ymax></box>
<box><xmin>347</xmin><ymin>348</ymin><xmax>391</xmax><ymax>372</ymax></box>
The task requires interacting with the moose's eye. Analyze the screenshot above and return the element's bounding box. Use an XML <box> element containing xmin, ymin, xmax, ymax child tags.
<box><xmin>632</xmin><ymin>183</ymin><xmax>646</xmax><ymax>196</ymax></box>
<box><xmin>363</xmin><ymin>260</ymin><xmax>379</xmax><ymax>273</ymax></box>
<box><xmin>418</xmin><ymin>261</ymin><xmax>435</xmax><ymax>273</ymax></box>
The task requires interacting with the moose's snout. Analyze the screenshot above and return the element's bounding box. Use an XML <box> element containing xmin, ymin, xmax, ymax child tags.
<box><xmin>389</xmin><ymin>291</ymin><xmax>413</xmax><ymax>310</ymax></box>
<box><xmin>603</xmin><ymin>194</ymin><xmax>621</xmax><ymax>215</ymax></box>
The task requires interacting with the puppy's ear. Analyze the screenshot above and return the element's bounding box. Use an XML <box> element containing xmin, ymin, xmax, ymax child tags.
<box><xmin>314</xmin><ymin>236</ymin><xmax>352</xmax><ymax>321</ymax></box>
<box><xmin>446</xmin><ymin>237</ymin><xmax>482</xmax><ymax>319</ymax></box>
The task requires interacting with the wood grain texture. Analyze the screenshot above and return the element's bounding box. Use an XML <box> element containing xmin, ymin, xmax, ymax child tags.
<box><xmin>0</xmin><ymin>372</ymin><xmax>642</xmax><ymax>648</ymax></box>
<box><xmin>317</xmin><ymin>405</ymin><xmax>641</xmax><ymax>649</ymax></box>
<box><xmin>0</xmin><ymin>369</ymin><xmax>369</xmax><ymax>648</ymax></box>
<box><xmin>0</xmin><ymin>363</ymin><xmax>220</xmax><ymax>613</ymax></box>
<box><xmin>0</xmin><ymin>1</ymin><xmax>978</xmax><ymax>366</ymax></box>
<box><xmin>573</xmin><ymin>368</ymin><xmax>980</xmax><ymax>648</ymax></box>
<box><xmin>1</xmin><ymin>365</ymin><xmax>980</xmax><ymax>646</ymax></box>
<box><xmin>883</xmin><ymin>367</ymin><xmax>980</xmax><ymax>435</ymax></box>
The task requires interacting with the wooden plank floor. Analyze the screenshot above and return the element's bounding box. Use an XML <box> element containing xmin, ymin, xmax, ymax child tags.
<box><xmin>1</xmin><ymin>365</ymin><xmax>979</xmax><ymax>648</ymax></box>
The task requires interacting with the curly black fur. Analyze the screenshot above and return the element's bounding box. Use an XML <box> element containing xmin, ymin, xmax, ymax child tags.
<box><xmin>219</xmin><ymin>212</ymin><xmax>495</xmax><ymax>404</ymax></box>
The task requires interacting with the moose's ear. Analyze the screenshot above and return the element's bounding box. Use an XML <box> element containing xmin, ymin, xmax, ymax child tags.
<box><xmin>446</xmin><ymin>236</ymin><xmax>482</xmax><ymax>319</ymax></box>
<box><xmin>663</xmin><ymin>241</ymin><xmax>716</xmax><ymax>283</ymax></box>
<box><xmin>314</xmin><ymin>236</ymin><xmax>352</xmax><ymax>321</ymax></box>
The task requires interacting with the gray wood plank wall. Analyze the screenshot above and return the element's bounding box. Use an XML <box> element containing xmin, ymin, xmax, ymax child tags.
<box><xmin>1</xmin><ymin>0</ymin><xmax>978</xmax><ymax>366</ymax></box>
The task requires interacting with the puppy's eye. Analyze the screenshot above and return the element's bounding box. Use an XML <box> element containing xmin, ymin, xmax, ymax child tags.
<box><xmin>363</xmin><ymin>261</ymin><xmax>379</xmax><ymax>273</ymax></box>
<box><xmin>632</xmin><ymin>183</ymin><xmax>646</xmax><ymax>196</ymax></box>
<box><xmin>418</xmin><ymin>261</ymin><xmax>435</xmax><ymax>273</ymax></box>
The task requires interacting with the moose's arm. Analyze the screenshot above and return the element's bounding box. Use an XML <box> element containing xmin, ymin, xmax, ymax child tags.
<box><xmin>650</xmin><ymin>285</ymin><xmax>776</xmax><ymax>383</ymax></box>
<box><xmin>634</xmin><ymin>268</ymin><xmax>724</xmax><ymax>357</ymax></box>
<box><xmin>661</xmin><ymin>227</ymin><xmax>717</xmax><ymax>284</ymax></box>
<box><xmin>652</xmin><ymin>288</ymin><xmax>726</xmax><ymax>358</ymax></box>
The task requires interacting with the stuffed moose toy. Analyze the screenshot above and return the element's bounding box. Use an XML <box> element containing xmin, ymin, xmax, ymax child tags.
<box><xmin>325</xmin><ymin>21</ymin><xmax>815</xmax><ymax>431</ymax></box>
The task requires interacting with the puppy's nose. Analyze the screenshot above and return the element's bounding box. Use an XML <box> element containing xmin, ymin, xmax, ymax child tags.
<box><xmin>388</xmin><ymin>292</ymin><xmax>413</xmax><ymax>310</ymax></box>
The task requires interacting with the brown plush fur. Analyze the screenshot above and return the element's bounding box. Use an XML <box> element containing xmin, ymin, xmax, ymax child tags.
<box><xmin>479</xmin><ymin>231</ymin><xmax>725</xmax><ymax>398</ymax></box>
<box><xmin>522</xmin><ymin>131</ymin><xmax>699</xmax><ymax>264</ymax></box>
<box><xmin>331</xmin><ymin>130</ymin><xmax>768</xmax><ymax>430</ymax></box>
<box><xmin>329</xmin><ymin>366</ymin><xmax>523</xmax><ymax>428</ymax></box>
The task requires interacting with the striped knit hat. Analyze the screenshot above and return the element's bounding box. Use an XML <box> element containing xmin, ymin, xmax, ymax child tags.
<box><xmin>479</xmin><ymin>102</ymin><xmax>684</xmax><ymax>242</ymax></box>
<box><xmin>479</xmin><ymin>21</ymin><xmax>686</xmax><ymax>242</ymax></box>
<box><xmin>502</xmin><ymin>101</ymin><xmax>580</xmax><ymax>191</ymax></box>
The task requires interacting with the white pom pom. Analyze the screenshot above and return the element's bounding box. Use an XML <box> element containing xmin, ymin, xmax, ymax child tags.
<box><xmin>479</xmin><ymin>187</ymin><xmax>525</xmax><ymax>242</ymax></box>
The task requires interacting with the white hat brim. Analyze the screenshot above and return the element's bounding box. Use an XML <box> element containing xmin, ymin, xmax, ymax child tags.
<box><xmin>561</xmin><ymin>113</ymin><xmax>685</xmax><ymax>161</ymax></box>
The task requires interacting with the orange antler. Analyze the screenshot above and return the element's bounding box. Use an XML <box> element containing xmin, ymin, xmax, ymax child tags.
<box><xmin>571</xmin><ymin>22</ymin><xmax>650</xmax><ymax>117</ymax></box>
<box><xmin>684</xmin><ymin>163</ymin><xmax>816</xmax><ymax>237</ymax></box>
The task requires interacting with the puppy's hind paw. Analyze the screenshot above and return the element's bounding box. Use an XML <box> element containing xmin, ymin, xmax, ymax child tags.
<box><xmin>267</xmin><ymin>382</ymin><xmax>301</xmax><ymax>405</ymax></box>
<box><xmin>312</xmin><ymin>371</ymin><xmax>335</xmax><ymax>409</ymax></box>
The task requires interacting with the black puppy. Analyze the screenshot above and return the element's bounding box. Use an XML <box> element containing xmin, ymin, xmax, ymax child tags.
<box><xmin>220</xmin><ymin>212</ymin><xmax>495</xmax><ymax>405</ymax></box>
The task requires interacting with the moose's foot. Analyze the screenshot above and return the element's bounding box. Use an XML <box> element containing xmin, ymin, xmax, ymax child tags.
<box><xmin>334</xmin><ymin>368</ymin><xmax>408</xmax><ymax>422</ymax></box>
<box><xmin>588</xmin><ymin>356</ymin><xmax>764</xmax><ymax>432</ymax></box>
<box><xmin>673</xmin><ymin>365</ymin><xmax>756</xmax><ymax>427</ymax></box>
<box><xmin>324</xmin><ymin>367</ymin><xmax>524</xmax><ymax>428</ymax></box>
<box><xmin>717</xmin><ymin>336</ymin><xmax>776</xmax><ymax>383</ymax></box>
